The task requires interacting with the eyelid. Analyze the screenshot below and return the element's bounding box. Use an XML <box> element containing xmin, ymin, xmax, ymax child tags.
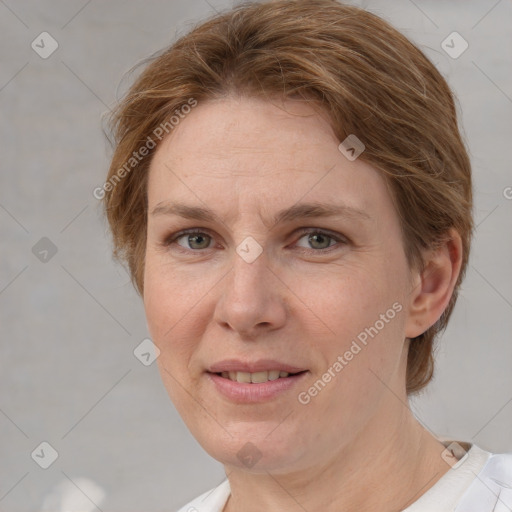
<box><xmin>164</xmin><ymin>227</ymin><xmax>348</xmax><ymax>253</ymax></box>
<box><xmin>294</xmin><ymin>227</ymin><xmax>348</xmax><ymax>251</ymax></box>
<box><xmin>164</xmin><ymin>227</ymin><xmax>220</xmax><ymax>250</ymax></box>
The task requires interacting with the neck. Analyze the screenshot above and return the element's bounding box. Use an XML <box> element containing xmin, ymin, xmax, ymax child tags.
<box><xmin>222</xmin><ymin>399</ymin><xmax>450</xmax><ymax>512</ymax></box>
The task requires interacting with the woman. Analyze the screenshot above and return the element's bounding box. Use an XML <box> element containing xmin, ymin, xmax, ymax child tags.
<box><xmin>102</xmin><ymin>1</ymin><xmax>512</xmax><ymax>510</ymax></box>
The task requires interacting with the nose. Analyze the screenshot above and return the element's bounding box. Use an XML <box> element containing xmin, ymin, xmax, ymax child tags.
<box><xmin>212</xmin><ymin>243</ymin><xmax>288</xmax><ymax>339</ymax></box>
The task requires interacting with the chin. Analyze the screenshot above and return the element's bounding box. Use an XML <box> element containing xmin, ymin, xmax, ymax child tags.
<box><xmin>196</xmin><ymin>426</ymin><xmax>310</xmax><ymax>473</ymax></box>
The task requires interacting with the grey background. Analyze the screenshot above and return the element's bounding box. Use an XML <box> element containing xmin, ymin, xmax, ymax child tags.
<box><xmin>0</xmin><ymin>1</ymin><xmax>511</xmax><ymax>511</ymax></box>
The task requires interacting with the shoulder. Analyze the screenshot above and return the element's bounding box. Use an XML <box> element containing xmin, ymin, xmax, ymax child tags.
<box><xmin>485</xmin><ymin>452</ymin><xmax>512</xmax><ymax>477</ymax></box>
<box><xmin>175</xmin><ymin>479</ymin><xmax>231</xmax><ymax>512</ymax></box>
<box><xmin>455</xmin><ymin>450</ymin><xmax>512</xmax><ymax>512</ymax></box>
<box><xmin>477</xmin><ymin>451</ymin><xmax>512</xmax><ymax>488</ymax></box>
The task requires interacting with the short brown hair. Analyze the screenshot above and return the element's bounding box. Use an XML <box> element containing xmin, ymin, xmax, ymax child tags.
<box><xmin>103</xmin><ymin>0</ymin><xmax>473</xmax><ymax>394</ymax></box>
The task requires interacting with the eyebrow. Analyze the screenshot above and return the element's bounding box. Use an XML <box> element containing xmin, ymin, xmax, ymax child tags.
<box><xmin>150</xmin><ymin>201</ymin><xmax>370</xmax><ymax>228</ymax></box>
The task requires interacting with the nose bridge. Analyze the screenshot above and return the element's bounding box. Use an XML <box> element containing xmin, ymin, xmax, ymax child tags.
<box><xmin>225</xmin><ymin>202</ymin><xmax>284</xmax><ymax>295</ymax></box>
<box><xmin>229</xmin><ymin>237</ymin><xmax>269</xmax><ymax>299</ymax></box>
<box><xmin>213</xmin><ymin>236</ymin><xmax>287</xmax><ymax>335</ymax></box>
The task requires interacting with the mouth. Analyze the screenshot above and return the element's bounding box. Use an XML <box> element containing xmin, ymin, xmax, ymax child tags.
<box><xmin>211</xmin><ymin>370</ymin><xmax>308</xmax><ymax>383</ymax></box>
<box><xmin>206</xmin><ymin>366</ymin><xmax>309</xmax><ymax>403</ymax></box>
<box><xmin>205</xmin><ymin>359</ymin><xmax>309</xmax><ymax>402</ymax></box>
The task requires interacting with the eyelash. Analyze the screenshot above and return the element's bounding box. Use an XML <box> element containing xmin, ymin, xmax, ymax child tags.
<box><xmin>163</xmin><ymin>227</ymin><xmax>348</xmax><ymax>254</ymax></box>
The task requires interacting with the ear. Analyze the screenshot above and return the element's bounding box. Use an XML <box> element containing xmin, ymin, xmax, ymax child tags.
<box><xmin>405</xmin><ymin>228</ymin><xmax>463</xmax><ymax>339</ymax></box>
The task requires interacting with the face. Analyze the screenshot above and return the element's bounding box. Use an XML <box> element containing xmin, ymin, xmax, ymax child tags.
<box><xmin>144</xmin><ymin>96</ymin><xmax>414</xmax><ymax>473</ymax></box>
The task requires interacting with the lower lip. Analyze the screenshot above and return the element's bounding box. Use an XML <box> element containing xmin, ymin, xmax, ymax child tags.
<box><xmin>206</xmin><ymin>372</ymin><xmax>308</xmax><ymax>403</ymax></box>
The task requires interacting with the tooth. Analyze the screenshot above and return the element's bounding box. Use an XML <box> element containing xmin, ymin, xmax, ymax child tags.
<box><xmin>228</xmin><ymin>371</ymin><xmax>237</xmax><ymax>381</ymax></box>
<box><xmin>268</xmin><ymin>370</ymin><xmax>280</xmax><ymax>381</ymax></box>
<box><xmin>236</xmin><ymin>371</ymin><xmax>252</xmax><ymax>383</ymax></box>
<box><xmin>221</xmin><ymin>372</ymin><xmax>229</xmax><ymax>379</ymax></box>
<box><xmin>279</xmin><ymin>371</ymin><xmax>289</xmax><ymax>378</ymax></box>
<box><xmin>251</xmin><ymin>371</ymin><xmax>269</xmax><ymax>383</ymax></box>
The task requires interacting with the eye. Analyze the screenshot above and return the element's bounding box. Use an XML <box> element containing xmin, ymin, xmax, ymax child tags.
<box><xmin>294</xmin><ymin>228</ymin><xmax>346</xmax><ymax>252</ymax></box>
<box><xmin>172</xmin><ymin>229</ymin><xmax>214</xmax><ymax>251</ymax></box>
<box><xmin>164</xmin><ymin>227</ymin><xmax>347</xmax><ymax>254</ymax></box>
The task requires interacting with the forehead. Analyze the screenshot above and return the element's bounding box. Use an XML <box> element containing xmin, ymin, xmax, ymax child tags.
<box><xmin>147</xmin><ymin>97</ymin><xmax>394</xmax><ymax>226</ymax></box>
<box><xmin>153</xmin><ymin>97</ymin><xmax>340</xmax><ymax>173</ymax></box>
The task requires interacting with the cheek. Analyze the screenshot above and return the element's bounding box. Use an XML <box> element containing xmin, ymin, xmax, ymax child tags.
<box><xmin>143</xmin><ymin>258</ymin><xmax>199</xmax><ymax>370</ymax></box>
<box><xmin>297</xmin><ymin>277</ymin><xmax>407</xmax><ymax>444</ymax></box>
<box><xmin>143</xmin><ymin>262</ymin><xmax>204</xmax><ymax>418</ymax></box>
<box><xmin>292</xmin><ymin>258</ymin><xmax>405</xmax><ymax>337</ymax></box>
<box><xmin>144</xmin><ymin>249</ymin><xmax>202</xmax><ymax>330</ymax></box>
<box><xmin>294</xmin><ymin>259</ymin><xmax>408</xmax><ymax>392</ymax></box>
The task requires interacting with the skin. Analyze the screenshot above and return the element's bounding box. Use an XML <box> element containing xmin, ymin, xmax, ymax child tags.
<box><xmin>143</xmin><ymin>96</ymin><xmax>463</xmax><ymax>512</ymax></box>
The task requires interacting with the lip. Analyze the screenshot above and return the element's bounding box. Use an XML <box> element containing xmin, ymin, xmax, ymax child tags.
<box><xmin>207</xmin><ymin>359</ymin><xmax>308</xmax><ymax>374</ymax></box>
<box><xmin>206</xmin><ymin>370</ymin><xmax>309</xmax><ymax>403</ymax></box>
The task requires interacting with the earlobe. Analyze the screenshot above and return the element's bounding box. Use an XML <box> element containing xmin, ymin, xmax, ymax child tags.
<box><xmin>405</xmin><ymin>229</ymin><xmax>463</xmax><ymax>339</ymax></box>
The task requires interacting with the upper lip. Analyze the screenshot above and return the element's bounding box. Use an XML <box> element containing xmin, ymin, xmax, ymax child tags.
<box><xmin>207</xmin><ymin>359</ymin><xmax>308</xmax><ymax>374</ymax></box>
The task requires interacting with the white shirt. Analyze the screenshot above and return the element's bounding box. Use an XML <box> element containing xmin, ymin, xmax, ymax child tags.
<box><xmin>176</xmin><ymin>442</ymin><xmax>512</xmax><ymax>512</ymax></box>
